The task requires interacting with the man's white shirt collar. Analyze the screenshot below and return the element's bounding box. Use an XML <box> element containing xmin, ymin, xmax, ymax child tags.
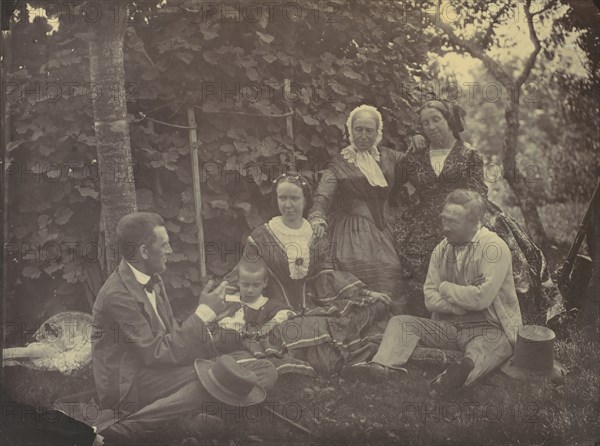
<box><xmin>127</xmin><ymin>261</ymin><xmax>152</xmax><ymax>286</ymax></box>
<box><xmin>126</xmin><ymin>262</ymin><xmax>165</xmax><ymax>328</ymax></box>
<box><xmin>467</xmin><ymin>226</ymin><xmax>482</xmax><ymax>244</ymax></box>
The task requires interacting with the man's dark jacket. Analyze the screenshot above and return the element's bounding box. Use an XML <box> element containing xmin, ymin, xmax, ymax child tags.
<box><xmin>92</xmin><ymin>260</ymin><xmax>217</xmax><ymax>412</ymax></box>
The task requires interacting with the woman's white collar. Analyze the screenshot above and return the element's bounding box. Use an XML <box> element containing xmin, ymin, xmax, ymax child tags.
<box><xmin>341</xmin><ymin>145</ymin><xmax>381</xmax><ymax>163</ymax></box>
<box><xmin>268</xmin><ymin>216</ymin><xmax>313</xmax><ymax>236</ymax></box>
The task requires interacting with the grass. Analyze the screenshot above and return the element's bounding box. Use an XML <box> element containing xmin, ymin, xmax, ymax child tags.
<box><xmin>3</xmin><ymin>324</ymin><xmax>599</xmax><ymax>446</ymax></box>
<box><xmin>234</xmin><ymin>326</ymin><xmax>600</xmax><ymax>446</ymax></box>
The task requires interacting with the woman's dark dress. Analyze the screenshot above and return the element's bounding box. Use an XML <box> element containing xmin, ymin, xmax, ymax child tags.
<box><xmin>308</xmin><ymin>147</ymin><xmax>407</xmax><ymax>314</ymax></box>
<box><xmin>393</xmin><ymin>140</ymin><xmax>564</xmax><ymax>323</ymax></box>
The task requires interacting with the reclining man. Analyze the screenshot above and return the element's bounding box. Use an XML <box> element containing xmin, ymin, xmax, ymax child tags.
<box><xmin>348</xmin><ymin>189</ymin><xmax>522</xmax><ymax>393</ymax></box>
<box><xmin>92</xmin><ymin>212</ymin><xmax>277</xmax><ymax>443</ymax></box>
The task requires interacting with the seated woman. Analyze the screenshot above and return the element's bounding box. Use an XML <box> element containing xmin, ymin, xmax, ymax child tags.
<box><xmin>393</xmin><ymin>98</ymin><xmax>564</xmax><ymax>323</ymax></box>
<box><xmin>308</xmin><ymin>104</ymin><xmax>424</xmax><ymax>315</ymax></box>
<box><xmin>224</xmin><ymin>173</ymin><xmax>391</xmax><ymax>376</ymax></box>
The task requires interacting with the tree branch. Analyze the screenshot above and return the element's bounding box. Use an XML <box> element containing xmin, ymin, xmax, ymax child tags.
<box><xmin>531</xmin><ymin>3</ymin><xmax>554</xmax><ymax>17</ymax></box>
<box><xmin>424</xmin><ymin>12</ymin><xmax>514</xmax><ymax>87</ymax></box>
<box><xmin>125</xmin><ymin>26</ymin><xmax>157</xmax><ymax>70</ymax></box>
<box><xmin>481</xmin><ymin>3</ymin><xmax>512</xmax><ymax>49</ymax></box>
<box><xmin>516</xmin><ymin>0</ymin><xmax>543</xmax><ymax>88</ymax></box>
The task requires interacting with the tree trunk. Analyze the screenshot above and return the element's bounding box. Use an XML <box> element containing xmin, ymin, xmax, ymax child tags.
<box><xmin>502</xmin><ymin>97</ymin><xmax>549</xmax><ymax>248</ymax></box>
<box><xmin>0</xmin><ymin>26</ymin><xmax>12</xmax><ymax>380</ymax></box>
<box><xmin>88</xmin><ymin>7</ymin><xmax>137</xmax><ymax>273</ymax></box>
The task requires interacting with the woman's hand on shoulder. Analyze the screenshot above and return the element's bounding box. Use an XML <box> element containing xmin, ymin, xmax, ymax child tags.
<box><xmin>312</xmin><ymin>222</ymin><xmax>326</xmax><ymax>238</ymax></box>
<box><xmin>310</xmin><ymin>217</ymin><xmax>327</xmax><ymax>239</ymax></box>
<box><xmin>407</xmin><ymin>134</ymin><xmax>427</xmax><ymax>155</ymax></box>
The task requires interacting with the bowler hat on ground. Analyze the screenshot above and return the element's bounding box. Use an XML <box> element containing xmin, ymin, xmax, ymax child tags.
<box><xmin>194</xmin><ymin>355</ymin><xmax>266</xmax><ymax>406</ymax></box>
<box><xmin>501</xmin><ymin>325</ymin><xmax>567</xmax><ymax>382</ymax></box>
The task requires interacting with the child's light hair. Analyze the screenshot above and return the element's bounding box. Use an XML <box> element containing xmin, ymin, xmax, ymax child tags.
<box><xmin>238</xmin><ymin>255</ymin><xmax>268</xmax><ymax>279</ymax></box>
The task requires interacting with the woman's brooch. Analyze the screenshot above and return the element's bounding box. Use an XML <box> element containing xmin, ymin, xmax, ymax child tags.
<box><xmin>295</xmin><ymin>258</ymin><xmax>304</xmax><ymax>266</ymax></box>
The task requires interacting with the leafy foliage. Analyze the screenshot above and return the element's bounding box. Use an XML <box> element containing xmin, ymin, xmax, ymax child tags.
<box><xmin>5</xmin><ymin>1</ymin><xmax>429</xmax><ymax>320</ymax></box>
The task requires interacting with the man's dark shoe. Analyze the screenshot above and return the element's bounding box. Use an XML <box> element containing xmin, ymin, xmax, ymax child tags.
<box><xmin>431</xmin><ymin>357</ymin><xmax>475</xmax><ymax>396</ymax></box>
<box><xmin>341</xmin><ymin>362</ymin><xmax>407</xmax><ymax>384</ymax></box>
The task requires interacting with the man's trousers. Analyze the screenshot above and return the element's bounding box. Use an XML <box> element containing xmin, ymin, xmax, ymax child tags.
<box><xmin>371</xmin><ymin>315</ymin><xmax>513</xmax><ymax>386</ymax></box>
<box><xmin>98</xmin><ymin>351</ymin><xmax>277</xmax><ymax>435</ymax></box>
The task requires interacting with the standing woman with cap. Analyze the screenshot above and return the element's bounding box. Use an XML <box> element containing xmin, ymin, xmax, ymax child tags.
<box><xmin>394</xmin><ymin>99</ymin><xmax>564</xmax><ymax>322</ymax></box>
<box><xmin>308</xmin><ymin>104</ymin><xmax>424</xmax><ymax>315</ymax></box>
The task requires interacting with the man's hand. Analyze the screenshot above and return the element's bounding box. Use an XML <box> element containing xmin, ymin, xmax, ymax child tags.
<box><xmin>437</xmin><ymin>282</ymin><xmax>468</xmax><ymax>316</ymax></box>
<box><xmin>367</xmin><ymin>291</ymin><xmax>392</xmax><ymax>305</ymax></box>
<box><xmin>198</xmin><ymin>280</ymin><xmax>229</xmax><ymax>315</ymax></box>
<box><xmin>451</xmin><ymin>305</ymin><xmax>468</xmax><ymax>316</ymax></box>
<box><xmin>470</xmin><ymin>275</ymin><xmax>486</xmax><ymax>287</ymax></box>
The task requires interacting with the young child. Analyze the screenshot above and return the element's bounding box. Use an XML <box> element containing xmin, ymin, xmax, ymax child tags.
<box><xmin>217</xmin><ymin>257</ymin><xmax>318</xmax><ymax>376</ymax></box>
<box><xmin>218</xmin><ymin>257</ymin><xmax>292</xmax><ymax>344</ymax></box>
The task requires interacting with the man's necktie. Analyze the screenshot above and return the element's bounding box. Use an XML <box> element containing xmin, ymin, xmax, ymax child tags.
<box><xmin>143</xmin><ymin>273</ymin><xmax>160</xmax><ymax>292</ymax></box>
<box><xmin>143</xmin><ymin>274</ymin><xmax>170</xmax><ymax>330</ymax></box>
<box><xmin>155</xmin><ymin>288</ymin><xmax>171</xmax><ymax>331</ymax></box>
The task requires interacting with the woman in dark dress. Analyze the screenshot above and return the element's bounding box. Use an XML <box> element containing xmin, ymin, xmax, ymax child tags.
<box><xmin>394</xmin><ymin>99</ymin><xmax>564</xmax><ymax>323</ymax></box>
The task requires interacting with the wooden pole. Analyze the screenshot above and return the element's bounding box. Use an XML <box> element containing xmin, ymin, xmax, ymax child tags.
<box><xmin>186</xmin><ymin>106</ymin><xmax>207</xmax><ymax>278</ymax></box>
<box><xmin>260</xmin><ymin>403</ymin><xmax>312</xmax><ymax>435</ymax></box>
<box><xmin>284</xmin><ymin>79</ymin><xmax>295</xmax><ymax>166</ymax></box>
<box><xmin>1</xmin><ymin>27</ymin><xmax>13</xmax><ymax>381</ymax></box>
